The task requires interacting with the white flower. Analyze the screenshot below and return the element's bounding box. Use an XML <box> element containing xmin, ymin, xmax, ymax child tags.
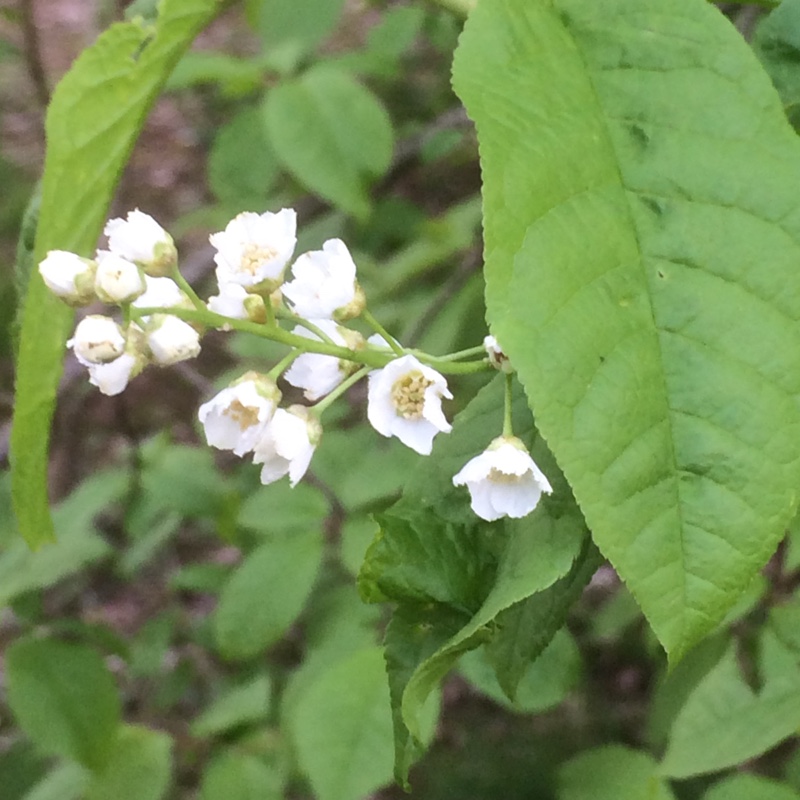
<box><xmin>104</xmin><ymin>210</ymin><xmax>176</xmax><ymax>276</ymax></box>
<box><xmin>132</xmin><ymin>276</ymin><xmax>186</xmax><ymax>311</ymax></box>
<box><xmin>284</xmin><ymin>320</ymin><xmax>362</xmax><ymax>401</ymax></box>
<box><xmin>210</xmin><ymin>208</ymin><xmax>296</xmax><ymax>290</ymax></box>
<box><xmin>253</xmin><ymin>406</ymin><xmax>321</xmax><ymax>487</ymax></box>
<box><xmin>145</xmin><ymin>315</ymin><xmax>201</xmax><ymax>365</ymax></box>
<box><xmin>453</xmin><ymin>436</ymin><xmax>553</xmax><ymax>521</ymax></box>
<box><xmin>484</xmin><ymin>335</ymin><xmax>512</xmax><ymax>373</ymax></box>
<box><xmin>68</xmin><ymin>315</ymin><xmax>127</xmax><ymax>365</ymax></box>
<box><xmin>87</xmin><ymin>353</ymin><xmax>138</xmax><ymax>396</ymax></box>
<box><xmin>198</xmin><ymin>373</ymin><xmax>280</xmax><ymax>456</ymax></box>
<box><xmin>94</xmin><ymin>251</ymin><xmax>146</xmax><ymax>304</ymax></box>
<box><xmin>282</xmin><ymin>238</ymin><xmax>363</xmax><ymax>320</ymax></box>
<box><xmin>38</xmin><ymin>250</ymin><xmax>96</xmax><ymax>304</ymax></box>
<box><xmin>367</xmin><ymin>354</ymin><xmax>452</xmax><ymax>455</ymax></box>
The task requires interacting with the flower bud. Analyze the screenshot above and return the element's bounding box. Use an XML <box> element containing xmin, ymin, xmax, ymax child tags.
<box><xmin>484</xmin><ymin>335</ymin><xmax>513</xmax><ymax>373</ymax></box>
<box><xmin>94</xmin><ymin>251</ymin><xmax>146</xmax><ymax>304</ymax></box>
<box><xmin>146</xmin><ymin>315</ymin><xmax>201</xmax><ymax>365</ymax></box>
<box><xmin>38</xmin><ymin>251</ymin><xmax>97</xmax><ymax>305</ymax></box>
<box><xmin>104</xmin><ymin>210</ymin><xmax>177</xmax><ymax>277</ymax></box>
<box><xmin>68</xmin><ymin>315</ymin><xmax>126</xmax><ymax>365</ymax></box>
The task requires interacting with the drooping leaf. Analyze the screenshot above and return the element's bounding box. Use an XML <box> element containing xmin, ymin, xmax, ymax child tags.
<box><xmin>453</xmin><ymin>0</ymin><xmax>800</xmax><ymax>663</ymax></box>
<box><xmin>214</xmin><ymin>529</ymin><xmax>323</xmax><ymax>660</ymax></box>
<box><xmin>360</xmin><ymin>377</ymin><xmax>592</xmax><ymax>781</ymax></box>
<box><xmin>6</xmin><ymin>638</ymin><xmax>121</xmax><ymax>769</ymax></box>
<box><xmin>558</xmin><ymin>745</ymin><xmax>676</xmax><ymax>800</ymax></box>
<box><xmin>263</xmin><ymin>65</ymin><xmax>394</xmax><ymax>219</ymax></box>
<box><xmin>84</xmin><ymin>725</ymin><xmax>172</xmax><ymax>800</ymax></box>
<box><xmin>661</xmin><ymin>637</ymin><xmax>800</xmax><ymax>778</ymax></box>
<box><xmin>10</xmin><ymin>0</ymin><xmax>225</xmax><ymax>547</ymax></box>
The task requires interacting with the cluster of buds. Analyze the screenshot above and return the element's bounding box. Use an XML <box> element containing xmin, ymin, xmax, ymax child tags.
<box><xmin>39</xmin><ymin>208</ymin><xmax>552</xmax><ymax>517</ymax></box>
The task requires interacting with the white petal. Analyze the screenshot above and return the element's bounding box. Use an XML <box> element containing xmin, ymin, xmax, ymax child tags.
<box><xmin>94</xmin><ymin>251</ymin><xmax>146</xmax><ymax>304</ymax></box>
<box><xmin>105</xmin><ymin>210</ymin><xmax>172</xmax><ymax>264</ymax></box>
<box><xmin>389</xmin><ymin>417</ymin><xmax>438</xmax><ymax>455</ymax></box>
<box><xmin>39</xmin><ymin>251</ymin><xmax>93</xmax><ymax>299</ymax></box>
<box><xmin>69</xmin><ymin>316</ymin><xmax>126</xmax><ymax>365</ymax></box>
<box><xmin>490</xmin><ymin>477</ymin><xmax>544</xmax><ymax>519</ymax></box>
<box><xmin>207</xmin><ymin>282</ymin><xmax>249</xmax><ymax>319</ymax></box>
<box><xmin>147</xmin><ymin>316</ymin><xmax>201</xmax><ymax>365</ymax></box>
<box><xmin>87</xmin><ymin>353</ymin><xmax>137</xmax><ymax>396</ymax></box>
<box><xmin>198</xmin><ymin>381</ymin><xmax>275</xmax><ymax>455</ymax></box>
<box><xmin>133</xmin><ymin>276</ymin><xmax>185</xmax><ymax>310</ymax></box>
<box><xmin>467</xmin><ymin>480</ymin><xmax>504</xmax><ymax>522</ymax></box>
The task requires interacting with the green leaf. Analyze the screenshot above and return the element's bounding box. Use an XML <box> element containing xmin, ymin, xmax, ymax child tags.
<box><xmin>191</xmin><ymin>674</ymin><xmax>272</xmax><ymax>738</ymax></box>
<box><xmin>85</xmin><ymin>725</ymin><xmax>172</xmax><ymax>800</ymax></box>
<box><xmin>21</xmin><ymin>763</ymin><xmax>87</xmax><ymax>800</ymax></box>
<box><xmin>661</xmin><ymin>638</ymin><xmax>800</xmax><ymax>778</ymax></box>
<box><xmin>200</xmin><ymin>751</ymin><xmax>283</xmax><ymax>800</ymax></box>
<box><xmin>360</xmin><ymin>377</ymin><xmax>591</xmax><ymax>781</ymax></box>
<box><xmin>460</xmin><ymin>628</ymin><xmax>581</xmax><ymax>713</ymax></box>
<box><xmin>252</xmin><ymin>0</ymin><xmax>346</xmax><ymax>54</ymax></box>
<box><xmin>702</xmin><ymin>774</ymin><xmax>800</xmax><ymax>800</ymax></box>
<box><xmin>263</xmin><ymin>65</ymin><xmax>393</xmax><ymax>219</ymax></box>
<box><xmin>287</xmin><ymin>647</ymin><xmax>398</xmax><ymax>800</ymax></box>
<box><xmin>214</xmin><ymin>530</ymin><xmax>323</xmax><ymax>659</ymax></box>
<box><xmin>754</xmin><ymin>0</ymin><xmax>800</xmax><ymax>129</ymax></box>
<box><xmin>6</xmin><ymin>637</ymin><xmax>121</xmax><ymax>769</ymax></box>
<box><xmin>208</xmin><ymin>107</ymin><xmax>279</xmax><ymax>207</ymax></box>
<box><xmin>558</xmin><ymin>745</ymin><xmax>676</xmax><ymax>800</ymax></box>
<box><xmin>453</xmin><ymin>0</ymin><xmax>800</xmax><ymax>663</ymax></box>
<box><xmin>237</xmin><ymin>481</ymin><xmax>329</xmax><ymax>537</ymax></box>
<box><xmin>0</xmin><ymin>470</ymin><xmax>125</xmax><ymax>608</ymax></box>
<box><xmin>10</xmin><ymin>0</ymin><xmax>224</xmax><ymax>548</ymax></box>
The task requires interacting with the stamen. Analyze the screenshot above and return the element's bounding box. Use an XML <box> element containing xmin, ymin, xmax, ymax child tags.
<box><xmin>224</xmin><ymin>399</ymin><xmax>261</xmax><ymax>431</ymax></box>
<box><xmin>240</xmin><ymin>243</ymin><xmax>279</xmax><ymax>275</ymax></box>
<box><xmin>391</xmin><ymin>370</ymin><xmax>431</xmax><ymax>419</ymax></box>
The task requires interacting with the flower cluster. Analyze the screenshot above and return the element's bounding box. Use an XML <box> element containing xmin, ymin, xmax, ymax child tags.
<box><xmin>40</xmin><ymin>207</ymin><xmax>552</xmax><ymax>517</ymax></box>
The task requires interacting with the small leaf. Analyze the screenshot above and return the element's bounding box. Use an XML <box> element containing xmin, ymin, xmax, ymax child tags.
<box><xmin>453</xmin><ymin>0</ymin><xmax>800</xmax><ymax>663</ymax></box>
<box><xmin>253</xmin><ymin>0</ymin><xmax>346</xmax><ymax>54</ymax></box>
<box><xmin>287</xmin><ymin>647</ymin><xmax>399</xmax><ymax>800</ymax></box>
<box><xmin>662</xmin><ymin>639</ymin><xmax>800</xmax><ymax>778</ymax></box>
<box><xmin>237</xmin><ymin>481</ymin><xmax>329</xmax><ymax>537</ymax></box>
<box><xmin>191</xmin><ymin>675</ymin><xmax>272</xmax><ymax>738</ymax></box>
<box><xmin>214</xmin><ymin>530</ymin><xmax>323</xmax><ymax>660</ymax></box>
<box><xmin>702</xmin><ymin>774</ymin><xmax>800</xmax><ymax>800</ymax></box>
<box><xmin>559</xmin><ymin>745</ymin><xmax>676</xmax><ymax>800</ymax></box>
<box><xmin>85</xmin><ymin>725</ymin><xmax>172</xmax><ymax>800</ymax></box>
<box><xmin>263</xmin><ymin>65</ymin><xmax>393</xmax><ymax>219</ymax></box>
<box><xmin>6</xmin><ymin>638</ymin><xmax>121</xmax><ymax>769</ymax></box>
<box><xmin>21</xmin><ymin>763</ymin><xmax>87</xmax><ymax>800</ymax></box>
<box><xmin>10</xmin><ymin>0</ymin><xmax>224</xmax><ymax>547</ymax></box>
<box><xmin>200</xmin><ymin>751</ymin><xmax>283</xmax><ymax>800</ymax></box>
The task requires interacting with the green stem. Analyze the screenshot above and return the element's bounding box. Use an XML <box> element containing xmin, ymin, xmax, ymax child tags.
<box><xmin>411</xmin><ymin>344</ymin><xmax>487</xmax><ymax>363</ymax></box>
<box><xmin>171</xmin><ymin>267</ymin><xmax>207</xmax><ymax>312</ymax></box>
<box><xmin>275</xmin><ymin>308</ymin><xmax>337</xmax><ymax>345</ymax></box>
<box><xmin>362</xmin><ymin>309</ymin><xmax>404</xmax><ymax>356</ymax></box>
<box><xmin>503</xmin><ymin>372</ymin><xmax>514</xmax><ymax>439</ymax></box>
<box><xmin>268</xmin><ymin>349</ymin><xmax>302</xmax><ymax>381</ymax></box>
<box><xmin>313</xmin><ymin>366</ymin><xmax>371</xmax><ymax>416</ymax></box>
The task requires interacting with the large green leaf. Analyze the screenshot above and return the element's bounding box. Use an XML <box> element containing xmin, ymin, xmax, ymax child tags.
<box><xmin>360</xmin><ymin>377</ymin><xmax>592</xmax><ymax>781</ymax></box>
<box><xmin>702</xmin><ymin>774</ymin><xmax>800</xmax><ymax>800</ymax></box>
<box><xmin>6</xmin><ymin>638</ymin><xmax>121</xmax><ymax>769</ymax></box>
<box><xmin>453</xmin><ymin>0</ymin><xmax>800</xmax><ymax>662</ymax></box>
<box><xmin>10</xmin><ymin>0</ymin><xmax>225</xmax><ymax>547</ymax></box>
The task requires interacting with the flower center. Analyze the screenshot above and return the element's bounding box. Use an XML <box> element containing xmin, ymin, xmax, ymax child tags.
<box><xmin>240</xmin><ymin>243</ymin><xmax>278</xmax><ymax>275</ymax></box>
<box><xmin>391</xmin><ymin>370</ymin><xmax>431</xmax><ymax>419</ymax></box>
<box><xmin>487</xmin><ymin>468</ymin><xmax>523</xmax><ymax>485</ymax></box>
<box><xmin>224</xmin><ymin>399</ymin><xmax>261</xmax><ymax>431</ymax></box>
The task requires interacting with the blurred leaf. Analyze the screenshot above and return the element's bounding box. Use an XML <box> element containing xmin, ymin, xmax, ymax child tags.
<box><xmin>460</xmin><ymin>628</ymin><xmax>581</xmax><ymax>714</ymax></box>
<box><xmin>11</xmin><ymin>0</ymin><xmax>224</xmax><ymax>547</ymax></box>
<box><xmin>0</xmin><ymin>741</ymin><xmax>49</xmax><ymax>800</ymax></box>
<box><xmin>214</xmin><ymin>530</ymin><xmax>323</xmax><ymax>659</ymax></box>
<box><xmin>558</xmin><ymin>745</ymin><xmax>676</xmax><ymax>800</ymax></box>
<box><xmin>170</xmin><ymin>562</ymin><xmax>231</xmax><ymax>594</ymax></box>
<box><xmin>770</xmin><ymin>595</ymin><xmax>800</xmax><ymax>654</ymax></box>
<box><xmin>340</xmin><ymin>515</ymin><xmax>379</xmax><ymax>575</ymax></box>
<box><xmin>313</xmin><ymin>425</ymin><xmax>417</xmax><ymax>512</ymax></box>
<box><xmin>237</xmin><ymin>481</ymin><xmax>329</xmax><ymax>537</ymax></box>
<box><xmin>167</xmin><ymin>52</ymin><xmax>266</xmax><ymax>96</ymax></box>
<box><xmin>263</xmin><ymin>65</ymin><xmax>393</xmax><ymax>219</ymax></box>
<box><xmin>84</xmin><ymin>725</ymin><xmax>172</xmax><ymax>800</ymax></box>
<box><xmin>454</xmin><ymin>0</ymin><xmax>800</xmax><ymax>664</ymax></box>
<box><xmin>662</xmin><ymin>639</ymin><xmax>800</xmax><ymax>778</ymax></box>
<box><xmin>753</xmin><ymin>0</ymin><xmax>800</xmax><ymax>129</ymax></box>
<box><xmin>360</xmin><ymin>377</ymin><xmax>590</xmax><ymax>781</ymax></box>
<box><xmin>192</xmin><ymin>674</ymin><xmax>272</xmax><ymax>738</ymax></box>
<box><xmin>21</xmin><ymin>763</ymin><xmax>87</xmax><ymax>800</ymax></box>
<box><xmin>209</xmin><ymin>107</ymin><xmax>279</xmax><ymax>208</ymax></box>
<box><xmin>251</xmin><ymin>0</ymin><xmax>345</xmax><ymax>53</ymax></box>
<box><xmin>287</xmin><ymin>647</ymin><xmax>397</xmax><ymax>800</ymax></box>
<box><xmin>0</xmin><ymin>470</ymin><xmax>125</xmax><ymax>608</ymax></box>
<box><xmin>702</xmin><ymin>774</ymin><xmax>800</xmax><ymax>800</ymax></box>
<box><xmin>6</xmin><ymin>638</ymin><xmax>121</xmax><ymax>769</ymax></box>
<box><xmin>200</xmin><ymin>751</ymin><xmax>283</xmax><ymax>800</ymax></box>
<box><xmin>129</xmin><ymin>613</ymin><xmax>176</xmax><ymax>678</ymax></box>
